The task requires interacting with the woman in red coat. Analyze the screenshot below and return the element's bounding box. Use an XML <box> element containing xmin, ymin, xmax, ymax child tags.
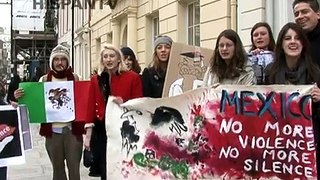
<box><xmin>84</xmin><ymin>44</ymin><xmax>143</xmax><ymax>180</ymax></box>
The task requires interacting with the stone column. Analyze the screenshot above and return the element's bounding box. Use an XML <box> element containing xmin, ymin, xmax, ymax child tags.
<box><xmin>112</xmin><ymin>20</ymin><xmax>120</xmax><ymax>47</ymax></box>
<box><xmin>230</xmin><ymin>0</ymin><xmax>237</xmax><ymax>31</ymax></box>
<box><xmin>127</xmin><ymin>9</ymin><xmax>137</xmax><ymax>51</ymax></box>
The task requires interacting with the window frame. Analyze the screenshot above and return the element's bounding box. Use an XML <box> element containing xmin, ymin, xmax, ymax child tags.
<box><xmin>187</xmin><ymin>0</ymin><xmax>200</xmax><ymax>46</ymax></box>
<box><xmin>265</xmin><ymin>0</ymin><xmax>294</xmax><ymax>39</ymax></box>
<box><xmin>152</xmin><ymin>16</ymin><xmax>159</xmax><ymax>46</ymax></box>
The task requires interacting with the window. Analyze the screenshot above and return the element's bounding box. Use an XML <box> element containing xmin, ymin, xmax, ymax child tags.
<box><xmin>152</xmin><ymin>17</ymin><xmax>159</xmax><ymax>48</ymax></box>
<box><xmin>265</xmin><ymin>0</ymin><xmax>294</xmax><ymax>39</ymax></box>
<box><xmin>152</xmin><ymin>17</ymin><xmax>159</xmax><ymax>41</ymax></box>
<box><xmin>95</xmin><ymin>38</ymin><xmax>101</xmax><ymax>64</ymax></box>
<box><xmin>188</xmin><ymin>1</ymin><xmax>200</xmax><ymax>46</ymax></box>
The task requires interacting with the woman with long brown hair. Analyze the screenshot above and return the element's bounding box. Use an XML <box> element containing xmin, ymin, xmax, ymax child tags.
<box><xmin>248</xmin><ymin>22</ymin><xmax>275</xmax><ymax>84</ymax></box>
<box><xmin>265</xmin><ymin>22</ymin><xmax>320</xmax><ymax>84</ymax></box>
<box><xmin>121</xmin><ymin>46</ymin><xmax>141</xmax><ymax>74</ymax></box>
<box><xmin>265</xmin><ymin>23</ymin><xmax>320</xmax><ymax>175</ymax></box>
<box><xmin>203</xmin><ymin>29</ymin><xmax>256</xmax><ymax>86</ymax></box>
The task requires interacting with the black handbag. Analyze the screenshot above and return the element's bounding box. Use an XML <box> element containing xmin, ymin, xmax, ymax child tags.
<box><xmin>83</xmin><ymin>149</ymin><xmax>93</xmax><ymax>168</ymax></box>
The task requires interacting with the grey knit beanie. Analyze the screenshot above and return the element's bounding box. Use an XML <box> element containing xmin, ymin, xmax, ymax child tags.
<box><xmin>154</xmin><ymin>36</ymin><xmax>173</xmax><ymax>49</ymax></box>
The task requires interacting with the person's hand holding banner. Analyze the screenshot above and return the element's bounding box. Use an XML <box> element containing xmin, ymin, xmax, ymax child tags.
<box><xmin>113</xmin><ymin>96</ymin><xmax>124</xmax><ymax>105</ymax></box>
<box><xmin>311</xmin><ymin>83</ymin><xmax>320</xmax><ymax>102</ymax></box>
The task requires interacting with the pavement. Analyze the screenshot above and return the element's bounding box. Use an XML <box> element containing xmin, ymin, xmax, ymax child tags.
<box><xmin>7</xmin><ymin>125</ymin><xmax>100</xmax><ymax>180</ymax></box>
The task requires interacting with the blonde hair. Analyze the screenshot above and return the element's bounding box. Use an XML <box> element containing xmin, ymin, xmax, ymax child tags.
<box><xmin>98</xmin><ymin>44</ymin><xmax>128</xmax><ymax>75</ymax></box>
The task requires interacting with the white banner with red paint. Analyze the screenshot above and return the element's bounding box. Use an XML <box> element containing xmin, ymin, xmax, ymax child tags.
<box><xmin>105</xmin><ymin>85</ymin><xmax>316</xmax><ymax>179</ymax></box>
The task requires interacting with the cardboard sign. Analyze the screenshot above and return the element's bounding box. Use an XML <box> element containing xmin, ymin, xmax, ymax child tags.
<box><xmin>106</xmin><ymin>85</ymin><xmax>316</xmax><ymax>179</ymax></box>
<box><xmin>162</xmin><ymin>43</ymin><xmax>213</xmax><ymax>97</ymax></box>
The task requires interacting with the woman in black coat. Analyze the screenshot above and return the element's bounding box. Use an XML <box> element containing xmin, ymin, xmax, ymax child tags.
<box><xmin>141</xmin><ymin>35</ymin><xmax>173</xmax><ymax>98</ymax></box>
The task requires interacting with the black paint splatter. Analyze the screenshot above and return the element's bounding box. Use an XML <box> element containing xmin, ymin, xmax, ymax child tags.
<box><xmin>151</xmin><ymin>106</ymin><xmax>184</xmax><ymax>125</ymax></box>
<box><xmin>120</xmin><ymin>120</ymin><xmax>140</xmax><ymax>143</ymax></box>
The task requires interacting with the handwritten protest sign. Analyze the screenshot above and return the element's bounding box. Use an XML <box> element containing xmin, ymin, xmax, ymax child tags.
<box><xmin>162</xmin><ymin>43</ymin><xmax>213</xmax><ymax>97</ymax></box>
<box><xmin>106</xmin><ymin>85</ymin><xmax>316</xmax><ymax>179</ymax></box>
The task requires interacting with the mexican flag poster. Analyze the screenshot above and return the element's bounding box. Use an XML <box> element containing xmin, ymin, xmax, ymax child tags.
<box><xmin>18</xmin><ymin>81</ymin><xmax>94</xmax><ymax>123</ymax></box>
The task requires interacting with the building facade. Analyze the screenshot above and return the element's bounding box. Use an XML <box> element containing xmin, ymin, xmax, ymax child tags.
<box><xmin>58</xmin><ymin>0</ymin><xmax>302</xmax><ymax>76</ymax></box>
<box><xmin>58</xmin><ymin>0</ymin><xmax>94</xmax><ymax>80</ymax></box>
<box><xmin>11</xmin><ymin>0</ymin><xmax>57</xmax><ymax>80</ymax></box>
<box><xmin>238</xmin><ymin>0</ymin><xmax>295</xmax><ymax>48</ymax></box>
<box><xmin>90</xmin><ymin>0</ymin><xmax>236</xmax><ymax>70</ymax></box>
<box><xmin>0</xmin><ymin>27</ymin><xmax>10</xmax><ymax>80</ymax></box>
<box><xmin>73</xmin><ymin>1</ymin><xmax>91</xmax><ymax>80</ymax></box>
<box><xmin>57</xmin><ymin>1</ymin><xmax>74</xmax><ymax>78</ymax></box>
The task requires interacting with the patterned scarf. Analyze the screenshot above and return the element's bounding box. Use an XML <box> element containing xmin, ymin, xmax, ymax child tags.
<box><xmin>47</xmin><ymin>67</ymin><xmax>75</xmax><ymax>81</ymax></box>
<box><xmin>275</xmin><ymin>62</ymin><xmax>307</xmax><ymax>84</ymax></box>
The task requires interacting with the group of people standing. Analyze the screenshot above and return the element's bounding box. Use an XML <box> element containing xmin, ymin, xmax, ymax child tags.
<box><xmin>82</xmin><ymin>35</ymin><xmax>174</xmax><ymax>179</ymax></box>
<box><xmin>11</xmin><ymin>33</ymin><xmax>173</xmax><ymax>180</ymax></box>
<box><xmin>203</xmin><ymin>0</ymin><xmax>320</xmax><ymax>178</ymax></box>
<box><xmin>5</xmin><ymin>0</ymin><xmax>320</xmax><ymax>179</ymax></box>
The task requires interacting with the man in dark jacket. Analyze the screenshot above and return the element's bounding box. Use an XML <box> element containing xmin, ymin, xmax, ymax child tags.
<box><xmin>293</xmin><ymin>0</ymin><xmax>320</xmax><ymax>67</ymax></box>
<box><xmin>293</xmin><ymin>0</ymin><xmax>320</xmax><ymax>178</ymax></box>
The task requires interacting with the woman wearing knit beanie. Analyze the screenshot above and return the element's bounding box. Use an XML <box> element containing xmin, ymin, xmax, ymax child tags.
<box><xmin>141</xmin><ymin>35</ymin><xmax>173</xmax><ymax>98</ymax></box>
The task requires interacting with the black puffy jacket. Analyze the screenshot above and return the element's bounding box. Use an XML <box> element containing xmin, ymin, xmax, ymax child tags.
<box><xmin>141</xmin><ymin>67</ymin><xmax>166</xmax><ymax>98</ymax></box>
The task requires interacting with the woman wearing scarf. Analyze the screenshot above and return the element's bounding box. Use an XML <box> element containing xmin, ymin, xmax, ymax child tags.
<box><xmin>265</xmin><ymin>24</ymin><xmax>320</xmax><ymax>175</ymax></box>
<box><xmin>265</xmin><ymin>22</ymin><xmax>320</xmax><ymax>85</ymax></box>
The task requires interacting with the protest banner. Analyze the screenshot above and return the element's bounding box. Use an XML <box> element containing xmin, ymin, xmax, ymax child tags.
<box><xmin>106</xmin><ymin>85</ymin><xmax>316</xmax><ymax>179</ymax></box>
<box><xmin>162</xmin><ymin>43</ymin><xmax>213</xmax><ymax>97</ymax></box>
<box><xmin>0</xmin><ymin>106</ymin><xmax>25</xmax><ymax>167</ymax></box>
